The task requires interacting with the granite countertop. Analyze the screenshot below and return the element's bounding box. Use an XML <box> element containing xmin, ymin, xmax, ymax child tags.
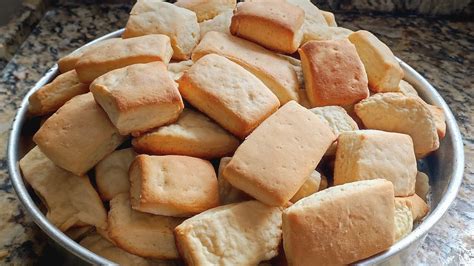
<box><xmin>0</xmin><ymin>2</ymin><xmax>472</xmax><ymax>265</ymax></box>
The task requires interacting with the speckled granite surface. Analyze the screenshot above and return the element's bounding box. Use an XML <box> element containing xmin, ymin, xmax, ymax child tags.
<box><xmin>0</xmin><ymin>2</ymin><xmax>472</xmax><ymax>265</ymax></box>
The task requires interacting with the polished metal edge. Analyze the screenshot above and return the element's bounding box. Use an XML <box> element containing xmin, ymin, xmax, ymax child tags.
<box><xmin>7</xmin><ymin>28</ymin><xmax>465</xmax><ymax>265</ymax></box>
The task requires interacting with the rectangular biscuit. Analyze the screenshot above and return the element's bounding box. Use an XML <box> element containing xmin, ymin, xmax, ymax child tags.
<box><xmin>175</xmin><ymin>0</ymin><xmax>236</xmax><ymax>22</ymax></box>
<box><xmin>178</xmin><ymin>54</ymin><xmax>279</xmax><ymax>139</ymax></box>
<box><xmin>230</xmin><ymin>1</ymin><xmax>305</xmax><ymax>54</ymax></box>
<box><xmin>33</xmin><ymin>93</ymin><xmax>125</xmax><ymax>176</ymax></box>
<box><xmin>90</xmin><ymin>62</ymin><xmax>184</xmax><ymax>136</ymax></box>
<box><xmin>28</xmin><ymin>70</ymin><xmax>89</xmax><ymax>116</ymax></box>
<box><xmin>75</xmin><ymin>34</ymin><xmax>173</xmax><ymax>83</ymax></box>
<box><xmin>223</xmin><ymin>101</ymin><xmax>336</xmax><ymax>206</ymax></box>
<box><xmin>192</xmin><ymin>31</ymin><xmax>300</xmax><ymax>104</ymax></box>
<box><xmin>199</xmin><ymin>10</ymin><xmax>233</xmax><ymax>37</ymax></box>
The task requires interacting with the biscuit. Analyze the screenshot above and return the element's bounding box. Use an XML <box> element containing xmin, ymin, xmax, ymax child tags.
<box><xmin>223</xmin><ymin>101</ymin><xmax>336</xmax><ymax>206</ymax></box>
<box><xmin>28</xmin><ymin>70</ymin><xmax>89</xmax><ymax>116</ymax></box>
<box><xmin>348</xmin><ymin>30</ymin><xmax>404</xmax><ymax>92</ymax></box>
<box><xmin>175</xmin><ymin>0</ymin><xmax>236</xmax><ymax>22</ymax></box>
<box><xmin>129</xmin><ymin>155</ymin><xmax>219</xmax><ymax>217</ymax></box>
<box><xmin>217</xmin><ymin>157</ymin><xmax>250</xmax><ymax>205</ymax></box>
<box><xmin>167</xmin><ymin>60</ymin><xmax>193</xmax><ymax>81</ymax></box>
<box><xmin>58</xmin><ymin>38</ymin><xmax>119</xmax><ymax>73</ymax></box>
<box><xmin>321</xmin><ymin>10</ymin><xmax>337</xmax><ymax>26</ymax></box>
<box><xmin>192</xmin><ymin>31</ymin><xmax>300</xmax><ymax>104</ymax></box>
<box><xmin>415</xmin><ymin>171</ymin><xmax>430</xmax><ymax>201</ymax></box>
<box><xmin>394</xmin><ymin>199</ymin><xmax>413</xmax><ymax>242</ymax></box>
<box><xmin>132</xmin><ymin>109</ymin><xmax>240</xmax><ymax>159</ymax></box>
<box><xmin>395</xmin><ymin>194</ymin><xmax>429</xmax><ymax>221</ymax></box>
<box><xmin>80</xmin><ymin>233</ymin><xmax>151</xmax><ymax>266</ymax></box>
<box><xmin>230</xmin><ymin>1</ymin><xmax>304</xmax><ymax>54</ymax></box>
<box><xmin>302</xmin><ymin>26</ymin><xmax>353</xmax><ymax>44</ymax></box>
<box><xmin>398</xmin><ymin>80</ymin><xmax>418</xmax><ymax>97</ymax></box>
<box><xmin>334</xmin><ymin>130</ymin><xmax>417</xmax><ymax>196</ymax></box>
<box><xmin>290</xmin><ymin>170</ymin><xmax>321</xmax><ymax>203</ymax></box>
<box><xmin>199</xmin><ymin>10</ymin><xmax>233</xmax><ymax>37</ymax></box>
<box><xmin>178</xmin><ymin>54</ymin><xmax>279</xmax><ymax>138</ymax></box>
<box><xmin>282</xmin><ymin>179</ymin><xmax>395</xmax><ymax>265</ymax></box>
<box><xmin>311</xmin><ymin>106</ymin><xmax>359</xmax><ymax>155</ymax></box>
<box><xmin>426</xmin><ymin>104</ymin><xmax>446</xmax><ymax>139</ymax></box>
<box><xmin>174</xmin><ymin>200</ymin><xmax>283</xmax><ymax>265</ymax></box>
<box><xmin>65</xmin><ymin>226</ymin><xmax>94</xmax><ymax>241</ymax></box>
<box><xmin>354</xmin><ymin>93</ymin><xmax>440</xmax><ymax>157</ymax></box>
<box><xmin>287</xmin><ymin>0</ymin><xmax>329</xmax><ymax>38</ymax></box>
<box><xmin>20</xmin><ymin>146</ymin><xmax>107</xmax><ymax>231</ymax></box>
<box><xmin>90</xmin><ymin>62</ymin><xmax>184</xmax><ymax>136</ymax></box>
<box><xmin>75</xmin><ymin>34</ymin><xmax>173</xmax><ymax>83</ymax></box>
<box><xmin>123</xmin><ymin>1</ymin><xmax>199</xmax><ymax>60</ymax></box>
<box><xmin>108</xmin><ymin>193</ymin><xmax>184</xmax><ymax>259</ymax></box>
<box><xmin>299</xmin><ymin>39</ymin><xmax>369</xmax><ymax>107</ymax></box>
<box><xmin>33</xmin><ymin>93</ymin><xmax>125</xmax><ymax>176</ymax></box>
<box><xmin>95</xmin><ymin>148</ymin><xmax>137</xmax><ymax>201</ymax></box>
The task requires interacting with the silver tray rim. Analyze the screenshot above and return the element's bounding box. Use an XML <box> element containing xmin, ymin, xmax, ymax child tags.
<box><xmin>7</xmin><ymin>29</ymin><xmax>465</xmax><ymax>265</ymax></box>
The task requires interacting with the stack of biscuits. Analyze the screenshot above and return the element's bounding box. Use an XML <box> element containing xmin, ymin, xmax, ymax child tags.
<box><xmin>20</xmin><ymin>0</ymin><xmax>443</xmax><ymax>265</ymax></box>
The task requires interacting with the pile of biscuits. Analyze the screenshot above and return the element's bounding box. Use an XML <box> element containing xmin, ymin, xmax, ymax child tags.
<box><xmin>20</xmin><ymin>0</ymin><xmax>444</xmax><ymax>265</ymax></box>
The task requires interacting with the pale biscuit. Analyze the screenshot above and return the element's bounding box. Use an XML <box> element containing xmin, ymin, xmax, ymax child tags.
<box><xmin>199</xmin><ymin>10</ymin><xmax>233</xmax><ymax>37</ymax></box>
<box><xmin>319</xmin><ymin>174</ymin><xmax>328</xmax><ymax>190</ymax></box>
<box><xmin>283</xmin><ymin>179</ymin><xmax>395</xmax><ymax>265</ymax></box>
<box><xmin>174</xmin><ymin>200</ymin><xmax>283</xmax><ymax>265</ymax></box>
<box><xmin>334</xmin><ymin>130</ymin><xmax>417</xmax><ymax>196</ymax></box>
<box><xmin>415</xmin><ymin>171</ymin><xmax>430</xmax><ymax>201</ymax></box>
<box><xmin>348</xmin><ymin>30</ymin><xmax>404</xmax><ymax>92</ymax></box>
<box><xmin>299</xmin><ymin>39</ymin><xmax>369</xmax><ymax>107</ymax></box>
<box><xmin>287</xmin><ymin>0</ymin><xmax>329</xmax><ymax>40</ymax></box>
<box><xmin>108</xmin><ymin>193</ymin><xmax>184</xmax><ymax>259</ymax></box>
<box><xmin>95</xmin><ymin>148</ymin><xmax>137</xmax><ymax>201</ymax></box>
<box><xmin>58</xmin><ymin>38</ymin><xmax>119</xmax><ymax>73</ymax></box>
<box><xmin>192</xmin><ymin>31</ymin><xmax>300</xmax><ymax>104</ymax></box>
<box><xmin>75</xmin><ymin>34</ymin><xmax>173</xmax><ymax>83</ymax></box>
<box><xmin>123</xmin><ymin>1</ymin><xmax>199</xmax><ymax>60</ymax></box>
<box><xmin>426</xmin><ymin>104</ymin><xmax>446</xmax><ymax>139</ymax></box>
<box><xmin>217</xmin><ymin>157</ymin><xmax>251</xmax><ymax>205</ymax></box>
<box><xmin>398</xmin><ymin>80</ymin><xmax>418</xmax><ymax>97</ymax></box>
<box><xmin>175</xmin><ymin>0</ymin><xmax>236</xmax><ymax>22</ymax></box>
<box><xmin>20</xmin><ymin>146</ymin><xmax>107</xmax><ymax>231</ymax></box>
<box><xmin>290</xmin><ymin>170</ymin><xmax>321</xmax><ymax>203</ymax></box>
<box><xmin>302</xmin><ymin>26</ymin><xmax>353</xmax><ymax>44</ymax></box>
<box><xmin>28</xmin><ymin>70</ymin><xmax>89</xmax><ymax>116</ymax></box>
<box><xmin>90</xmin><ymin>62</ymin><xmax>184</xmax><ymax>136</ymax></box>
<box><xmin>178</xmin><ymin>54</ymin><xmax>279</xmax><ymax>139</ymax></box>
<box><xmin>129</xmin><ymin>155</ymin><xmax>219</xmax><ymax>217</ymax></box>
<box><xmin>167</xmin><ymin>60</ymin><xmax>193</xmax><ymax>81</ymax></box>
<box><xmin>132</xmin><ymin>109</ymin><xmax>240</xmax><ymax>159</ymax></box>
<box><xmin>65</xmin><ymin>226</ymin><xmax>94</xmax><ymax>241</ymax></box>
<box><xmin>311</xmin><ymin>106</ymin><xmax>359</xmax><ymax>155</ymax></box>
<box><xmin>395</xmin><ymin>194</ymin><xmax>429</xmax><ymax>221</ymax></box>
<box><xmin>33</xmin><ymin>93</ymin><xmax>125</xmax><ymax>176</ymax></box>
<box><xmin>223</xmin><ymin>101</ymin><xmax>336</xmax><ymax>206</ymax></box>
<box><xmin>355</xmin><ymin>92</ymin><xmax>440</xmax><ymax>157</ymax></box>
<box><xmin>230</xmin><ymin>2</ymin><xmax>304</xmax><ymax>54</ymax></box>
<box><xmin>321</xmin><ymin>10</ymin><xmax>337</xmax><ymax>26</ymax></box>
<box><xmin>394</xmin><ymin>199</ymin><xmax>414</xmax><ymax>242</ymax></box>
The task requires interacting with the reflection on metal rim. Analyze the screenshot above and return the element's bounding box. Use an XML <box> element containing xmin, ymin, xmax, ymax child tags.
<box><xmin>7</xmin><ymin>28</ymin><xmax>464</xmax><ymax>265</ymax></box>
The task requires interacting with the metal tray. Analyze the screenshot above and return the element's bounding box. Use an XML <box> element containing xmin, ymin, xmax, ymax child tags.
<box><xmin>7</xmin><ymin>29</ymin><xmax>465</xmax><ymax>265</ymax></box>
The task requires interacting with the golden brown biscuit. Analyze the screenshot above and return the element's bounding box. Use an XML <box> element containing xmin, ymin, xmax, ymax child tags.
<box><xmin>108</xmin><ymin>193</ymin><xmax>184</xmax><ymax>259</ymax></box>
<box><xmin>302</xmin><ymin>26</ymin><xmax>353</xmax><ymax>44</ymax></box>
<box><xmin>75</xmin><ymin>34</ymin><xmax>173</xmax><ymax>83</ymax></box>
<box><xmin>348</xmin><ymin>30</ymin><xmax>404</xmax><ymax>92</ymax></box>
<box><xmin>174</xmin><ymin>200</ymin><xmax>283</xmax><ymax>265</ymax></box>
<box><xmin>355</xmin><ymin>93</ymin><xmax>440</xmax><ymax>157</ymax></box>
<box><xmin>57</xmin><ymin>38</ymin><xmax>119</xmax><ymax>73</ymax></box>
<box><xmin>223</xmin><ymin>101</ymin><xmax>336</xmax><ymax>206</ymax></box>
<box><xmin>95</xmin><ymin>148</ymin><xmax>137</xmax><ymax>201</ymax></box>
<box><xmin>20</xmin><ymin>146</ymin><xmax>107</xmax><ymax>231</ymax></box>
<box><xmin>64</xmin><ymin>226</ymin><xmax>94</xmax><ymax>241</ymax></box>
<box><xmin>395</xmin><ymin>194</ymin><xmax>429</xmax><ymax>221</ymax></box>
<box><xmin>132</xmin><ymin>109</ymin><xmax>240</xmax><ymax>159</ymax></box>
<box><xmin>192</xmin><ymin>31</ymin><xmax>300</xmax><ymax>104</ymax></box>
<box><xmin>33</xmin><ymin>93</ymin><xmax>125</xmax><ymax>176</ymax></box>
<box><xmin>199</xmin><ymin>10</ymin><xmax>233</xmax><ymax>37</ymax></box>
<box><xmin>290</xmin><ymin>170</ymin><xmax>321</xmax><ymax>203</ymax></box>
<box><xmin>123</xmin><ymin>1</ymin><xmax>199</xmax><ymax>60</ymax></box>
<box><xmin>394</xmin><ymin>199</ymin><xmax>413</xmax><ymax>242</ymax></box>
<box><xmin>321</xmin><ymin>10</ymin><xmax>337</xmax><ymax>26</ymax></box>
<box><xmin>230</xmin><ymin>1</ymin><xmax>304</xmax><ymax>54</ymax></box>
<box><xmin>178</xmin><ymin>54</ymin><xmax>279</xmax><ymax>139</ymax></box>
<box><xmin>334</xmin><ymin>130</ymin><xmax>417</xmax><ymax>196</ymax></box>
<box><xmin>282</xmin><ymin>179</ymin><xmax>395</xmax><ymax>265</ymax></box>
<box><xmin>299</xmin><ymin>39</ymin><xmax>369</xmax><ymax>107</ymax></box>
<box><xmin>129</xmin><ymin>155</ymin><xmax>219</xmax><ymax>217</ymax></box>
<box><xmin>398</xmin><ymin>80</ymin><xmax>418</xmax><ymax>97</ymax></box>
<box><xmin>167</xmin><ymin>60</ymin><xmax>193</xmax><ymax>81</ymax></box>
<box><xmin>415</xmin><ymin>171</ymin><xmax>430</xmax><ymax>201</ymax></box>
<box><xmin>217</xmin><ymin>157</ymin><xmax>250</xmax><ymax>205</ymax></box>
<box><xmin>28</xmin><ymin>70</ymin><xmax>89</xmax><ymax>116</ymax></box>
<box><xmin>90</xmin><ymin>62</ymin><xmax>184</xmax><ymax>136</ymax></box>
<box><xmin>426</xmin><ymin>104</ymin><xmax>446</xmax><ymax>139</ymax></box>
<box><xmin>175</xmin><ymin>0</ymin><xmax>236</xmax><ymax>22</ymax></box>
